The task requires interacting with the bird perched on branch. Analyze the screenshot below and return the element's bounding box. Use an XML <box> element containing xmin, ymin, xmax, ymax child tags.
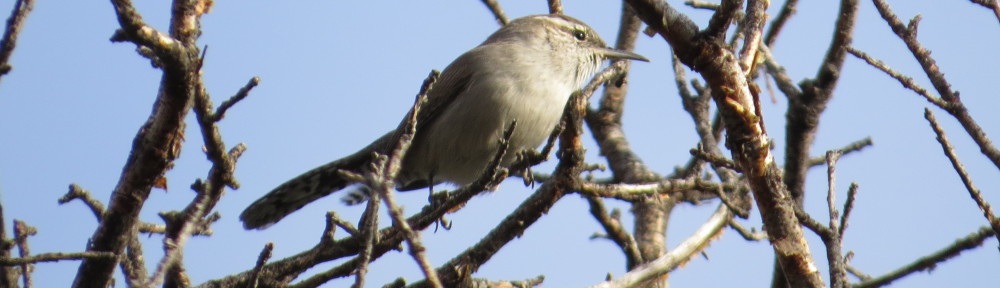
<box><xmin>240</xmin><ymin>14</ymin><xmax>648</xmax><ymax>230</ymax></box>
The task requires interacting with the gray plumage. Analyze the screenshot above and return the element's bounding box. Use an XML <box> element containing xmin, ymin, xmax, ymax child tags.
<box><xmin>240</xmin><ymin>14</ymin><xmax>647</xmax><ymax>230</ymax></box>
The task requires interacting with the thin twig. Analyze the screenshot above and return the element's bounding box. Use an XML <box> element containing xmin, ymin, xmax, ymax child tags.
<box><xmin>924</xmin><ymin>109</ymin><xmax>1000</xmax><ymax>242</ymax></box>
<box><xmin>585</xmin><ymin>195</ymin><xmax>643</xmax><ymax>268</ymax></box>
<box><xmin>587</xmin><ymin>204</ymin><xmax>732</xmax><ymax>288</ymax></box>
<box><xmin>839</xmin><ymin>183</ymin><xmax>859</xmax><ymax>238</ymax></box>
<box><xmin>0</xmin><ymin>252</ymin><xmax>115</xmax><ymax>266</ymax></box>
<box><xmin>13</xmin><ymin>220</ymin><xmax>34</xmax><ymax>288</ymax></box>
<box><xmin>763</xmin><ymin>0</ymin><xmax>800</xmax><ymax>46</ymax></box>
<box><xmin>58</xmin><ymin>184</ymin><xmax>105</xmax><ymax>220</ymax></box>
<box><xmin>214</xmin><ymin>76</ymin><xmax>260</xmax><ymax>122</ymax></box>
<box><xmin>729</xmin><ymin>219</ymin><xmax>767</xmax><ymax>241</ymax></box>
<box><xmin>575</xmin><ymin>178</ymin><xmax>733</xmax><ymax>203</ymax></box>
<box><xmin>374</xmin><ymin>71</ymin><xmax>442</xmax><ymax>288</ymax></box>
<box><xmin>846</xmin><ymin>265</ymin><xmax>873</xmax><ymax>282</ymax></box>
<box><xmin>872</xmin><ymin>0</ymin><xmax>1000</xmax><ymax>169</ymax></box>
<box><xmin>806</xmin><ymin>137</ymin><xmax>874</xmax><ymax>168</ymax></box>
<box><xmin>824</xmin><ymin>151</ymin><xmax>848</xmax><ymax>288</ymax></box>
<box><xmin>249</xmin><ymin>242</ymin><xmax>274</xmax><ymax>288</ymax></box>
<box><xmin>0</xmin><ymin>0</ymin><xmax>35</xmax><ymax>81</ymax></box>
<box><xmin>353</xmin><ymin>189</ymin><xmax>380</xmax><ymax>288</ymax></box>
<box><xmin>479</xmin><ymin>0</ymin><xmax>509</xmax><ymax>25</ymax></box>
<box><xmin>325</xmin><ymin>211</ymin><xmax>359</xmax><ymax>238</ymax></box>
<box><xmin>846</xmin><ymin>47</ymin><xmax>943</xmax><ymax>107</ymax></box>
<box><xmin>853</xmin><ymin>226</ymin><xmax>996</xmax><ymax>288</ymax></box>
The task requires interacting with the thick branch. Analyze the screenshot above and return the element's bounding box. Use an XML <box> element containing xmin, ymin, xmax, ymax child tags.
<box><xmin>627</xmin><ymin>1</ymin><xmax>824</xmax><ymax>286</ymax></box>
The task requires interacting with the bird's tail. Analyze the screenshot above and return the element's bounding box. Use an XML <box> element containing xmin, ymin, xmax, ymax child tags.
<box><xmin>239</xmin><ymin>142</ymin><xmax>380</xmax><ymax>230</ymax></box>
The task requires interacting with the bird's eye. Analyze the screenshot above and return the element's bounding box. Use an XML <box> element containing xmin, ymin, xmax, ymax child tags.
<box><xmin>573</xmin><ymin>30</ymin><xmax>586</xmax><ymax>41</ymax></box>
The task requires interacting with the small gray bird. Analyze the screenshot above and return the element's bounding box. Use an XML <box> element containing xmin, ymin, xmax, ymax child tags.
<box><xmin>240</xmin><ymin>14</ymin><xmax>647</xmax><ymax>229</ymax></box>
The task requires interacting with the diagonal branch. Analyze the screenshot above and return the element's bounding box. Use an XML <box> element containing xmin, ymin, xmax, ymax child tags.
<box><xmin>0</xmin><ymin>0</ymin><xmax>34</xmax><ymax>82</ymax></box>
<box><xmin>924</xmin><ymin>109</ymin><xmax>1000</xmax><ymax>243</ymax></box>
<box><xmin>587</xmin><ymin>204</ymin><xmax>731</xmax><ymax>288</ymax></box>
<box><xmin>872</xmin><ymin>0</ymin><xmax>1000</xmax><ymax>170</ymax></box>
<box><xmin>853</xmin><ymin>226</ymin><xmax>995</xmax><ymax>288</ymax></box>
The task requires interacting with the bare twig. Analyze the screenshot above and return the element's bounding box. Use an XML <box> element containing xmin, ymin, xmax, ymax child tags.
<box><xmin>585</xmin><ymin>195</ymin><xmax>643</xmax><ymax>268</ymax></box>
<box><xmin>149</xmin><ymin>75</ymin><xmax>251</xmax><ymax>286</ymax></box>
<box><xmin>214</xmin><ymin>76</ymin><xmax>260</xmax><ymax>122</ymax></box>
<box><xmin>846</xmin><ymin>265</ymin><xmax>873</xmax><ymax>282</ymax></box>
<box><xmin>0</xmin><ymin>252</ymin><xmax>116</xmax><ymax>266</ymax></box>
<box><xmin>924</xmin><ymin>109</ymin><xmax>1000</xmax><ymax>242</ymax></box>
<box><xmin>969</xmin><ymin>0</ymin><xmax>1000</xmax><ymax>24</ymax></box>
<box><xmin>13</xmin><ymin>220</ymin><xmax>34</xmax><ymax>288</ymax></box>
<box><xmin>763</xmin><ymin>0</ymin><xmax>799</xmax><ymax>46</ymax></box>
<box><xmin>846</xmin><ymin>47</ymin><xmax>942</xmax><ymax>107</ymax></box>
<box><xmin>353</xmin><ymin>190</ymin><xmax>380</xmax><ymax>288</ymax></box>
<box><xmin>806</xmin><ymin>137</ymin><xmax>874</xmax><ymax>168</ymax></box>
<box><xmin>729</xmin><ymin>219</ymin><xmax>767</xmax><ymax>241</ymax></box>
<box><xmin>548</xmin><ymin>0</ymin><xmax>563</xmax><ymax>14</ymax></box>
<box><xmin>839</xmin><ymin>183</ymin><xmax>859</xmax><ymax>238</ymax></box>
<box><xmin>824</xmin><ymin>151</ymin><xmax>848</xmax><ymax>288</ymax></box>
<box><xmin>0</xmin><ymin>0</ymin><xmax>35</xmax><ymax>81</ymax></box>
<box><xmin>479</xmin><ymin>0</ymin><xmax>509</xmax><ymax>26</ymax></box>
<box><xmin>576</xmin><ymin>179</ymin><xmax>733</xmax><ymax>202</ymax></box>
<box><xmin>853</xmin><ymin>226</ymin><xmax>996</xmax><ymax>288</ymax></box>
<box><xmin>325</xmin><ymin>211</ymin><xmax>359</xmax><ymax>238</ymax></box>
<box><xmin>373</xmin><ymin>71</ymin><xmax>443</xmax><ymax>288</ymax></box>
<box><xmin>58</xmin><ymin>184</ymin><xmax>105</xmax><ymax>221</ymax></box>
<box><xmin>249</xmin><ymin>243</ymin><xmax>274</xmax><ymax>288</ymax></box>
<box><xmin>872</xmin><ymin>0</ymin><xmax>1000</xmax><ymax>169</ymax></box>
<box><xmin>587</xmin><ymin>204</ymin><xmax>731</xmax><ymax>288</ymax></box>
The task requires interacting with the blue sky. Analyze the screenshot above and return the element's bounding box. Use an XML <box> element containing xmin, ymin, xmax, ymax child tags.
<box><xmin>0</xmin><ymin>1</ymin><xmax>997</xmax><ymax>287</ymax></box>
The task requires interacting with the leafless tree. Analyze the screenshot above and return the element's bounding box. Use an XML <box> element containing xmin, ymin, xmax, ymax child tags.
<box><xmin>0</xmin><ymin>0</ymin><xmax>996</xmax><ymax>287</ymax></box>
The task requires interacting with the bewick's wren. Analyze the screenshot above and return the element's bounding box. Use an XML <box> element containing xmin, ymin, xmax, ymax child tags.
<box><xmin>240</xmin><ymin>14</ymin><xmax>647</xmax><ymax>229</ymax></box>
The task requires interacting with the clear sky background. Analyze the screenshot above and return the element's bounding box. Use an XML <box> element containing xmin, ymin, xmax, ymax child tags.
<box><xmin>0</xmin><ymin>1</ymin><xmax>998</xmax><ymax>287</ymax></box>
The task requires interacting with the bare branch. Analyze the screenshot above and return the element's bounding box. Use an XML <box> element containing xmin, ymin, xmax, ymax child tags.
<box><xmin>704</xmin><ymin>0</ymin><xmax>744</xmax><ymax>40</ymax></box>
<box><xmin>763</xmin><ymin>0</ymin><xmax>799</xmax><ymax>46</ymax></box>
<box><xmin>13</xmin><ymin>220</ymin><xmax>34</xmax><ymax>288</ymax></box>
<box><xmin>58</xmin><ymin>184</ymin><xmax>105</xmax><ymax>221</ymax></box>
<box><xmin>738</xmin><ymin>0</ymin><xmax>768</xmax><ymax>73</ymax></box>
<box><xmin>478</xmin><ymin>0</ymin><xmax>509</xmax><ymax>26</ymax></box>
<box><xmin>587</xmin><ymin>204</ymin><xmax>731</xmax><ymax>288</ymax></box>
<box><xmin>628</xmin><ymin>1</ymin><xmax>824</xmax><ymax>286</ymax></box>
<box><xmin>585</xmin><ymin>195</ymin><xmax>643</xmax><ymax>268</ymax></box>
<box><xmin>839</xmin><ymin>183</ymin><xmax>859</xmax><ymax>239</ymax></box>
<box><xmin>846</xmin><ymin>47</ymin><xmax>943</xmax><ymax>107</ymax></box>
<box><xmin>969</xmin><ymin>0</ymin><xmax>1000</xmax><ymax>24</ymax></box>
<box><xmin>548</xmin><ymin>0</ymin><xmax>563</xmax><ymax>14</ymax></box>
<box><xmin>249</xmin><ymin>243</ymin><xmax>274</xmax><ymax>288</ymax></box>
<box><xmin>214</xmin><ymin>76</ymin><xmax>260</xmax><ymax>122</ymax></box>
<box><xmin>824</xmin><ymin>151</ymin><xmax>848</xmax><ymax>288</ymax></box>
<box><xmin>75</xmin><ymin>0</ymin><xmax>207</xmax><ymax>284</ymax></box>
<box><xmin>0</xmin><ymin>252</ymin><xmax>115</xmax><ymax>266</ymax></box>
<box><xmin>729</xmin><ymin>219</ymin><xmax>767</xmax><ymax>241</ymax></box>
<box><xmin>872</xmin><ymin>0</ymin><xmax>1000</xmax><ymax>169</ymax></box>
<box><xmin>853</xmin><ymin>226</ymin><xmax>996</xmax><ymax>288</ymax></box>
<box><xmin>0</xmin><ymin>0</ymin><xmax>35</xmax><ymax>82</ymax></box>
<box><xmin>372</xmin><ymin>71</ymin><xmax>442</xmax><ymax>288</ymax></box>
<box><xmin>806</xmin><ymin>137</ymin><xmax>874</xmax><ymax>168</ymax></box>
<box><xmin>924</xmin><ymin>109</ymin><xmax>1000</xmax><ymax>242</ymax></box>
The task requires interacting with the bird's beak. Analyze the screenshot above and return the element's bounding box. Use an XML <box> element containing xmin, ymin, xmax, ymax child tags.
<box><xmin>595</xmin><ymin>47</ymin><xmax>649</xmax><ymax>62</ymax></box>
